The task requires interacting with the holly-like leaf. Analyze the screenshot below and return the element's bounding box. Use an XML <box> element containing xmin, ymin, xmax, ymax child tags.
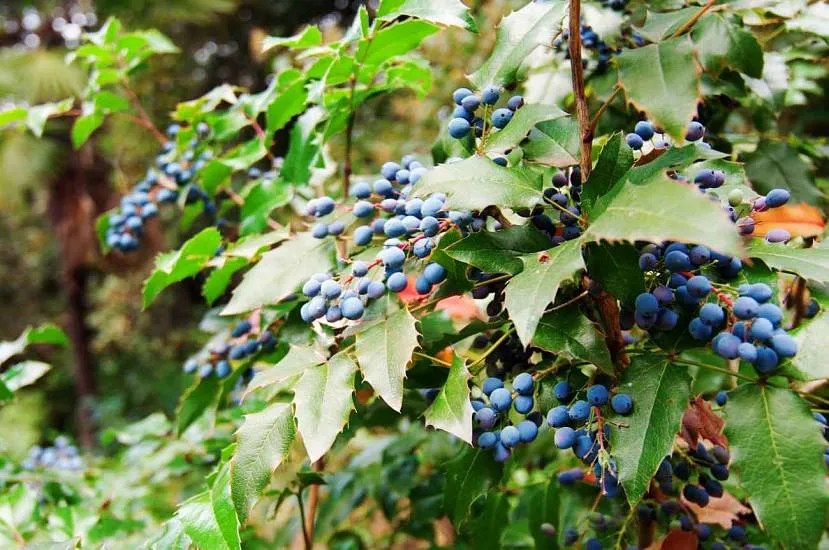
<box><xmin>443</xmin><ymin>447</ymin><xmax>502</xmax><ymax>526</ymax></box>
<box><xmin>585</xmin><ymin>175</ymin><xmax>742</xmax><ymax>257</ymax></box>
<box><xmin>521</xmin><ymin>118</ymin><xmax>581</xmax><ymax>168</ymax></box>
<box><xmin>743</xmin><ymin>140</ymin><xmax>822</xmax><ymax>205</ymax></box>
<box><xmin>582</xmin><ymin>133</ymin><xmax>634</xmax><ymax>216</ymax></box>
<box><xmin>525</xmin><ymin>481</ymin><xmax>559</xmax><ymax>550</ymax></box>
<box><xmin>584</xmin><ymin>243</ymin><xmax>645</xmax><ymax>305</ymax></box>
<box><xmin>724</xmin><ymin>385</ymin><xmax>829</xmax><ymax>549</ymax></box>
<box><xmin>617</xmin><ymin>38</ymin><xmax>700</xmax><ymax>141</ymax></box>
<box><xmin>414</xmin><ymin>155</ymin><xmax>543</xmax><ymax>214</ymax></box>
<box><xmin>293</xmin><ymin>352</ymin><xmax>356</xmax><ymax>462</ymax></box>
<box><xmin>443</xmin><ymin>225</ymin><xmax>553</xmax><ymax>275</ymax></box>
<box><xmin>693</xmin><ymin>13</ymin><xmax>763</xmax><ymax>78</ymax></box>
<box><xmin>356</xmin><ymin>20</ymin><xmax>439</xmax><ymax>68</ymax></box>
<box><xmin>747</xmin><ymin>240</ymin><xmax>829</xmax><ymax>284</ymax></box>
<box><xmin>471</xmin><ymin>492</ymin><xmax>510</xmax><ymax>550</ymax></box>
<box><xmin>261</xmin><ymin>26</ymin><xmax>322</xmax><ymax>53</ymax></box>
<box><xmin>230</xmin><ymin>403</ymin><xmax>296</xmax><ymax>523</ymax></box>
<box><xmin>356</xmin><ymin>307</ymin><xmax>419</xmax><ymax>411</ymax></box>
<box><xmin>176</xmin><ymin>377</ymin><xmax>222</xmax><ymax>436</ymax></box>
<box><xmin>793</xmin><ymin>312</ymin><xmax>829</xmax><ymax>380</ymax></box>
<box><xmin>282</xmin><ymin>108</ymin><xmax>323</xmax><ymax>185</ymax></box>
<box><xmin>484</xmin><ymin>104</ymin><xmax>568</xmax><ymax>154</ymax></box>
<box><xmin>202</xmin><ymin>257</ymin><xmax>248</xmax><ymax>305</ymax></box>
<box><xmin>610</xmin><ymin>356</ymin><xmax>692</xmax><ymax>505</ymax></box>
<box><xmin>144</xmin><ymin>228</ymin><xmax>223</xmax><ymax>308</ymax></box>
<box><xmin>265</xmin><ymin>78</ymin><xmax>308</xmax><ymax>137</ymax></box>
<box><xmin>468</xmin><ymin>1</ymin><xmax>567</xmax><ymax>88</ymax></box>
<box><xmin>377</xmin><ymin>0</ymin><xmax>477</xmax><ymax>31</ymax></box>
<box><xmin>505</xmin><ymin>240</ymin><xmax>585</xmax><ymax>347</ymax></box>
<box><xmin>0</xmin><ymin>361</ymin><xmax>51</xmax><ymax>392</ymax></box>
<box><xmin>246</xmin><ymin>345</ymin><xmax>327</xmax><ymax>396</ymax></box>
<box><xmin>532</xmin><ymin>307</ymin><xmax>613</xmax><ymax>373</ymax></box>
<box><xmin>424</xmin><ymin>354</ymin><xmax>474</xmax><ymax>443</ymax></box>
<box><xmin>222</xmin><ymin>232</ymin><xmax>335</xmax><ymax>315</ymax></box>
<box><xmin>636</xmin><ymin>7</ymin><xmax>699</xmax><ymax>42</ymax></box>
<box><xmin>176</xmin><ymin>462</ymin><xmax>241</xmax><ymax>550</ymax></box>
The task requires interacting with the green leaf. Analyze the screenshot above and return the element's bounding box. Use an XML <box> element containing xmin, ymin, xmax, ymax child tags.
<box><xmin>443</xmin><ymin>447</ymin><xmax>502</xmax><ymax>526</ymax></box>
<box><xmin>231</xmin><ymin>403</ymin><xmax>296</xmax><ymax>523</ymax></box>
<box><xmin>724</xmin><ymin>385</ymin><xmax>829</xmax><ymax>549</ymax></box>
<box><xmin>356</xmin><ymin>20</ymin><xmax>439</xmax><ymax>68</ymax></box>
<box><xmin>202</xmin><ymin>257</ymin><xmax>248</xmax><ymax>305</ymax></box>
<box><xmin>424</xmin><ymin>354</ymin><xmax>473</xmax><ymax>443</ymax></box>
<box><xmin>468</xmin><ymin>1</ymin><xmax>567</xmax><ymax>88</ymax></box>
<box><xmin>413</xmin><ymin>155</ymin><xmax>543</xmax><ymax>212</ymax></box>
<box><xmin>584</xmin><ymin>243</ymin><xmax>645</xmax><ymax>305</ymax></box>
<box><xmin>693</xmin><ymin>14</ymin><xmax>763</xmax><ymax>78</ymax></box>
<box><xmin>0</xmin><ymin>107</ymin><xmax>27</xmax><ymax>128</ymax></box>
<box><xmin>582</xmin><ymin>133</ymin><xmax>634</xmax><ymax>216</ymax></box>
<box><xmin>222</xmin><ymin>232</ymin><xmax>335</xmax><ymax>315</ymax></box>
<box><xmin>747</xmin><ymin>240</ymin><xmax>829</xmax><ymax>284</ymax></box>
<box><xmin>176</xmin><ymin>377</ymin><xmax>222</xmax><ymax>436</ymax></box>
<box><xmin>239</xmin><ymin>179</ymin><xmax>292</xmax><ymax>236</ymax></box>
<box><xmin>175</xmin><ymin>84</ymin><xmax>238</xmax><ymax>121</ymax></box>
<box><xmin>176</xmin><ymin>463</ymin><xmax>240</xmax><ymax>550</ymax></box>
<box><xmin>261</xmin><ymin>26</ymin><xmax>322</xmax><ymax>53</ymax></box>
<box><xmin>25</xmin><ymin>324</ymin><xmax>69</xmax><ymax>346</ymax></box>
<box><xmin>26</xmin><ymin>98</ymin><xmax>74</xmax><ymax>138</ymax></box>
<box><xmin>743</xmin><ymin>140</ymin><xmax>822</xmax><ymax>205</ymax></box>
<box><xmin>0</xmin><ymin>361</ymin><xmax>51</xmax><ymax>392</ymax></box>
<box><xmin>532</xmin><ymin>307</ymin><xmax>613</xmax><ymax>373</ymax></box>
<box><xmin>282</xmin><ymin>108</ymin><xmax>323</xmax><ymax>185</ymax></box>
<box><xmin>246</xmin><ymin>345</ymin><xmax>327</xmax><ymax>396</ymax></box>
<box><xmin>484</xmin><ymin>104</ymin><xmax>568</xmax><ymax>154</ymax></box>
<box><xmin>521</xmin><ymin>117</ymin><xmax>581</xmax><ymax>168</ymax></box>
<box><xmin>443</xmin><ymin>225</ymin><xmax>552</xmax><ymax>275</ymax></box>
<box><xmin>505</xmin><ymin>240</ymin><xmax>585</xmax><ymax>347</ymax></box>
<box><xmin>293</xmin><ymin>352</ymin><xmax>356</xmax><ymax>462</ymax></box>
<box><xmin>524</xmin><ymin>481</ymin><xmax>558</xmax><ymax>550</ymax></box>
<box><xmin>143</xmin><ymin>228</ymin><xmax>223</xmax><ymax>308</ymax></box>
<box><xmin>265</xmin><ymin>79</ymin><xmax>308</xmax><ymax>137</ymax></box>
<box><xmin>617</xmin><ymin>38</ymin><xmax>700</xmax><ymax>141</ymax></box>
<box><xmin>356</xmin><ymin>307</ymin><xmax>419</xmax><ymax>411</ymax></box>
<box><xmin>636</xmin><ymin>7</ymin><xmax>699</xmax><ymax>42</ymax></box>
<box><xmin>793</xmin><ymin>312</ymin><xmax>829</xmax><ymax>380</ymax></box>
<box><xmin>585</xmin><ymin>175</ymin><xmax>742</xmax><ymax>257</ymax></box>
<box><xmin>609</xmin><ymin>356</ymin><xmax>692</xmax><ymax>505</ymax></box>
<box><xmin>627</xmin><ymin>143</ymin><xmax>726</xmax><ymax>187</ymax></box>
<box><xmin>471</xmin><ymin>492</ymin><xmax>510</xmax><ymax>550</ymax></box>
<box><xmin>71</xmin><ymin>111</ymin><xmax>105</xmax><ymax>149</ymax></box>
<box><xmin>377</xmin><ymin>0</ymin><xmax>477</xmax><ymax>31</ymax></box>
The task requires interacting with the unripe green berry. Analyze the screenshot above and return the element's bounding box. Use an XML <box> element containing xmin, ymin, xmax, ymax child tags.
<box><xmin>728</xmin><ymin>188</ymin><xmax>744</xmax><ymax>207</ymax></box>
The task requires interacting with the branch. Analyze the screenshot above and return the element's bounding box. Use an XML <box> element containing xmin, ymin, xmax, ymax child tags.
<box><xmin>120</xmin><ymin>81</ymin><xmax>167</xmax><ymax>145</ymax></box>
<box><xmin>304</xmin><ymin>458</ymin><xmax>324</xmax><ymax>544</ymax></box>
<box><xmin>567</xmin><ymin>0</ymin><xmax>592</xmax><ymax>180</ymax></box>
<box><xmin>669</xmin><ymin>0</ymin><xmax>716</xmax><ymax>39</ymax></box>
<box><xmin>791</xmin><ymin>277</ymin><xmax>807</xmax><ymax>329</ymax></box>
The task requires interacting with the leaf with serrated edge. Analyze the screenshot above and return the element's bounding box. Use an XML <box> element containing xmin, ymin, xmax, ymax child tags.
<box><xmin>176</xmin><ymin>377</ymin><xmax>222</xmax><ymax>436</ymax></box>
<box><xmin>485</xmin><ymin>104</ymin><xmax>568</xmax><ymax>154</ymax></box>
<box><xmin>609</xmin><ymin>356</ymin><xmax>691</xmax><ymax>505</ymax></box>
<box><xmin>413</xmin><ymin>155</ymin><xmax>543</xmax><ymax>215</ymax></box>
<box><xmin>377</xmin><ymin>0</ymin><xmax>476</xmax><ymax>31</ymax></box>
<box><xmin>230</xmin><ymin>403</ymin><xmax>295</xmax><ymax>523</ymax></box>
<box><xmin>582</xmin><ymin>133</ymin><xmax>634</xmax><ymax>216</ymax></box>
<box><xmin>222</xmin><ymin>232</ymin><xmax>334</xmax><ymax>315</ymax></box>
<box><xmin>724</xmin><ymin>385</ymin><xmax>829</xmax><ymax>549</ymax></box>
<box><xmin>532</xmin><ymin>307</ymin><xmax>613</xmax><ymax>373</ymax></box>
<box><xmin>176</xmin><ymin>491</ymin><xmax>235</xmax><ymax>550</ymax></box>
<box><xmin>356</xmin><ymin>307</ymin><xmax>419</xmax><ymax>411</ymax></box>
<box><xmin>793</xmin><ymin>312</ymin><xmax>829</xmax><ymax>380</ymax></box>
<box><xmin>521</xmin><ymin>118</ymin><xmax>581</xmax><ymax>167</ymax></box>
<box><xmin>505</xmin><ymin>240</ymin><xmax>585</xmax><ymax>347</ymax></box>
<box><xmin>443</xmin><ymin>447</ymin><xmax>502</xmax><ymax>526</ymax></box>
<box><xmin>443</xmin><ymin>225</ymin><xmax>552</xmax><ymax>275</ymax></box>
<box><xmin>747</xmin><ymin>240</ymin><xmax>829</xmax><ymax>284</ymax></box>
<box><xmin>585</xmin><ymin>175</ymin><xmax>742</xmax><ymax>257</ymax></box>
<box><xmin>617</xmin><ymin>37</ymin><xmax>700</xmax><ymax>141</ymax></box>
<box><xmin>468</xmin><ymin>2</ymin><xmax>567</xmax><ymax>88</ymax></box>
<box><xmin>245</xmin><ymin>345</ymin><xmax>327</xmax><ymax>397</ymax></box>
<box><xmin>424</xmin><ymin>354</ymin><xmax>474</xmax><ymax>443</ymax></box>
<box><xmin>293</xmin><ymin>352</ymin><xmax>356</xmax><ymax>461</ymax></box>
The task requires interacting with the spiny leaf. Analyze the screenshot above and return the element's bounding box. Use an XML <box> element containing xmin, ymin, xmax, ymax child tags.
<box><xmin>582</xmin><ymin>133</ymin><xmax>634</xmax><ymax>216</ymax></box>
<box><xmin>293</xmin><ymin>352</ymin><xmax>356</xmax><ymax>461</ymax></box>
<box><xmin>144</xmin><ymin>228</ymin><xmax>223</xmax><ymax>308</ymax></box>
<box><xmin>424</xmin><ymin>354</ymin><xmax>474</xmax><ymax>443</ymax></box>
<box><xmin>505</xmin><ymin>240</ymin><xmax>585</xmax><ymax>347</ymax></box>
<box><xmin>532</xmin><ymin>307</ymin><xmax>613</xmax><ymax>373</ymax></box>
<box><xmin>356</xmin><ymin>307</ymin><xmax>419</xmax><ymax>411</ymax></box>
<box><xmin>230</xmin><ymin>403</ymin><xmax>296</xmax><ymax>523</ymax></box>
<box><xmin>443</xmin><ymin>447</ymin><xmax>502</xmax><ymax>526</ymax></box>
<box><xmin>609</xmin><ymin>355</ymin><xmax>692</xmax><ymax>505</ymax></box>
<box><xmin>468</xmin><ymin>1</ymin><xmax>567</xmax><ymax>88</ymax></box>
<box><xmin>617</xmin><ymin>37</ymin><xmax>700</xmax><ymax>141</ymax></box>
<box><xmin>747</xmin><ymin>240</ymin><xmax>829</xmax><ymax>284</ymax></box>
<box><xmin>377</xmin><ymin>0</ymin><xmax>477</xmax><ymax>31</ymax></box>
<box><xmin>693</xmin><ymin>13</ymin><xmax>763</xmax><ymax>78</ymax></box>
<box><xmin>443</xmin><ymin>224</ymin><xmax>553</xmax><ymax>275</ymax></box>
<box><xmin>245</xmin><ymin>344</ymin><xmax>327</xmax><ymax>397</ymax></box>
<box><xmin>793</xmin><ymin>312</ymin><xmax>829</xmax><ymax>380</ymax></box>
<box><xmin>176</xmin><ymin>462</ymin><xmax>240</xmax><ymax>550</ymax></box>
<box><xmin>484</xmin><ymin>104</ymin><xmax>568</xmax><ymax>154</ymax></box>
<box><xmin>521</xmin><ymin>117</ymin><xmax>581</xmax><ymax>168</ymax></box>
<box><xmin>724</xmin><ymin>385</ymin><xmax>829</xmax><ymax>549</ymax></box>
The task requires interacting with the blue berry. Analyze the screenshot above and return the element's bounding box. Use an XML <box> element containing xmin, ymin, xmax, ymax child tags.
<box><xmin>547</xmin><ymin>405</ymin><xmax>570</xmax><ymax>427</ymax></box>
<box><xmin>685</xmin><ymin>121</ymin><xmax>705</xmax><ymax>141</ymax></box>
<box><xmin>506</xmin><ymin>95</ymin><xmax>524</xmax><ymax>111</ymax></box>
<box><xmin>461</xmin><ymin>94</ymin><xmax>480</xmax><ymax>112</ymax></box>
<box><xmin>733</xmin><ymin>296</ymin><xmax>759</xmax><ymax>319</ymax></box>
<box><xmin>320</xmin><ymin>279</ymin><xmax>342</xmax><ymax>299</ymax></box>
<box><xmin>475</xmin><ymin>407</ymin><xmax>497</xmax><ymax>429</ymax></box>
<box><xmin>383</xmin><ymin>219</ymin><xmax>407</xmax><ymax>238</ymax></box>
<box><xmin>351</xmin><ymin>181</ymin><xmax>371</xmax><ymax>198</ymax></box>
<box><xmin>665</xmin><ymin>250</ymin><xmax>692</xmax><ymax>272</ymax></box>
<box><xmin>587</xmin><ymin>385</ymin><xmax>609</xmax><ymax>406</ymax></box>
<box><xmin>415</xmin><ymin>276</ymin><xmax>432</xmax><ymax>295</ymax></box>
<box><xmin>766</xmin><ymin>188</ymin><xmax>790</xmax><ymax>208</ymax></box>
<box><xmin>611</xmin><ymin>394</ymin><xmax>633</xmax><ymax>415</ymax></box>
<box><xmin>312</xmin><ymin>223</ymin><xmax>328</xmax><ymax>239</ymax></box>
<box><xmin>341</xmin><ymin>297</ymin><xmax>364</xmax><ymax>320</ymax></box>
<box><xmin>366</xmin><ymin>281</ymin><xmax>386</xmax><ymax>299</ymax></box>
<box><xmin>490</xmin><ymin>387</ymin><xmax>513</xmax><ymax>412</ymax></box>
<box><xmin>423</xmin><ymin>263</ymin><xmax>447</xmax><ymax>285</ymax></box>
<box><xmin>354</xmin><ymin>226</ymin><xmax>373</xmax><ymax>246</ymax></box>
<box><xmin>231</xmin><ymin>320</ymin><xmax>253</xmax><ymax>337</ymax></box>
<box><xmin>555</xmin><ymin>427</ymin><xmax>577</xmax><ymax>449</ymax></box>
<box><xmin>373</xmin><ymin>178</ymin><xmax>394</xmax><ymax>197</ymax></box>
<box><xmin>514</xmin><ymin>395</ymin><xmax>534</xmax><ymax>414</ymax></box>
<box><xmin>687</xmin><ymin>276</ymin><xmax>711</xmax><ymax>298</ymax></box>
<box><xmin>483</xmin><ymin>377</ymin><xmax>503</xmax><ymax>396</ymax></box>
<box><xmin>756</xmin><ymin>303</ymin><xmax>783</xmax><ymax>327</ymax></box>
<box><xmin>491</xmin><ymin>108</ymin><xmax>513</xmax><ymax>129</ymax></box>
<box><xmin>513</xmin><ymin>372</ymin><xmax>534</xmax><ymax>395</ymax></box>
<box><xmin>500</xmin><ymin>425</ymin><xmax>521</xmax><ymax>448</ymax></box>
<box><xmin>738</xmin><ymin>342</ymin><xmax>758</xmax><ymax>363</ymax></box>
<box><xmin>452</xmin><ymin>87</ymin><xmax>473</xmax><ymax>105</ymax></box>
<box><xmin>353</xmin><ymin>201</ymin><xmax>374</xmax><ymax>218</ymax></box>
<box><xmin>749</xmin><ymin>317</ymin><xmax>774</xmax><ymax>341</ymax></box>
<box><xmin>352</xmin><ymin>261</ymin><xmax>369</xmax><ymax>277</ymax></box>
<box><xmin>770</xmin><ymin>333</ymin><xmax>797</xmax><ymax>358</ymax></box>
<box><xmin>635</xmin><ymin>293</ymin><xmax>659</xmax><ymax>316</ymax></box>
<box><xmin>554</xmin><ymin>381</ymin><xmax>571</xmax><ymax>401</ymax></box>
<box><xmin>626</xmin><ymin>133</ymin><xmax>644</xmax><ymax>150</ymax></box>
<box><xmin>689</xmin><ymin>245</ymin><xmax>711</xmax><ymax>266</ymax></box>
<box><xmin>569</xmin><ymin>400</ymin><xmax>590</xmax><ymax>422</ymax></box>
<box><xmin>689</xmin><ymin>317</ymin><xmax>713</xmax><ymax>340</ymax></box>
<box><xmin>481</xmin><ymin>86</ymin><xmax>500</xmax><ymax>105</ymax></box>
<box><xmin>478</xmin><ymin>431</ymin><xmax>498</xmax><ymax>449</ymax></box>
<box><xmin>714</xmin><ymin>332</ymin><xmax>741</xmax><ymax>359</ymax></box>
<box><xmin>634</xmin><ymin>121</ymin><xmax>654</xmax><ymax>140</ymax></box>
<box><xmin>557</xmin><ymin>468</ymin><xmax>583</xmax><ymax>485</ymax></box>
<box><xmin>386</xmin><ymin>272</ymin><xmax>408</xmax><ymax>293</ymax></box>
<box><xmin>699</xmin><ymin>303</ymin><xmax>725</xmax><ymax>326</ymax></box>
<box><xmin>328</xmin><ymin>221</ymin><xmax>345</xmax><ymax>236</ymax></box>
<box><xmin>493</xmin><ymin>442</ymin><xmax>510</xmax><ymax>462</ymax></box>
<box><xmin>715</xmin><ymin>391</ymin><xmax>728</xmax><ymax>406</ymax></box>
<box><xmin>517</xmin><ymin>419</ymin><xmax>538</xmax><ymax>443</ymax></box>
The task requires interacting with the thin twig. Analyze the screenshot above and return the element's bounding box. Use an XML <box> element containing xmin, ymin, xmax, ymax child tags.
<box><xmin>413</xmin><ymin>351</ymin><xmax>453</xmax><ymax>367</ymax></box>
<box><xmin>543</xmin><ymin>290</ymin><xmax>589</xmax><ymax>315</ymax></box>
<box><xmin>296</xmin><ymin>491</ymin><xmax>312</xmax><ymax>549</ymax></box>
<box><xmin>669</xmin><ymin>0</ymin><xmax>716</xmax><ymax>39</ymax></box>
<box><xmin>304</xmin><ymin>458</ymin><xmax>324</xmax><ymax>546</ymax></box>
<box><xmin>469</xmin><ymin>327</ymin><xmax>514</xmax><ymax>373</ymax></box>
<box><xmin>791</xmin><ymin>277</ymin><xmax>807</xmax><ymax>329</ymax></box>
<box><xmin>671</xmin><ymin>357</ymin><xmax>756</xmax><ymax>382</ymax></box>
<box><xmin>120</xmin><ymin>81</ymin><xmax>167</xmax><ymax>145</ymax></box>
<box><xmin>568</xmin><ymin>0</ymin><xmax>592</xmax><ymax>180</ymax></box>
<box><xmin>589</xmin><ymin>86</ymin><xmax>621</xmax><ymax>135</ymax></box>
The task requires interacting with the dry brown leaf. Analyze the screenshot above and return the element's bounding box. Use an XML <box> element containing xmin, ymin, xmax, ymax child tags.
<box><xmin>683</xmin><ymin>491</ymin><xmax>751</xmax><ymax>528</ymax></box>
<box><xmin>753</xmin><ymin>203</ymin><xmax>825</xmax><ymax>238</ymax></box>
<box><xmin>646</xmin><ymin>529</ymin><xmax>697</xmax><ymax>550</ymax></box>
<box><xmin>680</xmin><ymin>395</ymin><xmax>727</xmax><ymax>447</ymax></box>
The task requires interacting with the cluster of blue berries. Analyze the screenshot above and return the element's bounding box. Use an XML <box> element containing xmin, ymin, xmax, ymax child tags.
<box><xmin>533</xmin><ymin>167</ymin><xmax>584</xmax><ymax>243</ymax></box>
<box><xmin>548</xmin><ymin>382</ymin><xmax>633</xmax><ymax>497</ymax></box>
<box><xmin>624</xmin><ymin>120</ymin><xmax>708</xmax><ymax>152</ymax></box>
<box><xmin>21</xmin><ymin>436</ymin><xmax>84</xmax><ymax>472</ymax></box>
<box><xmin>446</xmin><ymin>86</ymin><xmax>524</xmax><ymax>139</ymax></box>
<box><xmin>473</xmin><ymin>373</ymin><xmax>542</xmax><ymax>462</ymax></box>
<box><xmin>555</xmin><ymin>24</ymin><xmax>615</xmax><ymax>72</ymax></box>
<box><xmin>183</xmin><ymin>318</ymin><xmax>273</xmax><ymax>379</ymax></box>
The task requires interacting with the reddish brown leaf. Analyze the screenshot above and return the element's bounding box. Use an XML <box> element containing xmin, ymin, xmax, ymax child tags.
<box><xmin>646</xmin><ymin>529</ymin><xmax>697</xmax><ymax>550</ymax></box>
<box><xmin>683</xmin><ymin>491</ymin><xmax>751</xmax><ymax>529</ymax></box>
<box><xmin>680</xmin><ymin>395</ymin><xmax>727</xmax><ymax>447</ymax></box>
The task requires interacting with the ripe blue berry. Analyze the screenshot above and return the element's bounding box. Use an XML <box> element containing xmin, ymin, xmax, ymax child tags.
<box><xmin>415</xmin><ymin>276</ymin><xmax>432</xmax><ymax>295</ymax></box>
<box><xmin>517</xmin><ymin>419</ymin><xmax>538</xmax><ymax>443</ymax></box>
<box><xmin>478</xmin><ymin>431</ymin><xmax>497</xmax><ymax>449</ymax></box>
<box><xmin>381</xmin><ymin>161</ymin><xmax>401</xmax><ymax>180</ymax></box>
<box><xmin>685</xmin><ymin>121</ymin><xmax>705</xmax><ymax>141</ymax></box>
<box><xmin>715</xmin><ymin>391</ymin><xmax>728</xmax><ymax>406</ymax></box>
<box><xmin>634</xmin><ymin>121</ymin><xmax>654</xmax><ymax>140</ymax></box>
<box><xmin>475</xmin><ymin>407</ymin><xmax>497</xmax><ymax>429</ymax></box>
<box><xmin>491</xmin><ymin>108</ymin><xmax>513</xmax><ymax>129</ymax></box>
<box><xmin>689</xmin><ymin>317</ymin><xmax>713</xmax><ymax>341</ymax></box>
<box><xmin>749</xmin><ymin>317</ymin><xmax>774</xmax><ymax>341</ymax></box>
<box><xmin>481</xmin><ymin>86</ymin><xmax>500</xmax><ymax>105</ymax></box>
<box><xmin>733</xmin><ymin>296</ymin><xmax>759</xmax><ymax>319</ymax></box>
<box><xmin>500</xmin><ymin>425</ymin><xmax>521</xmax><ymax>448</ymax></box>
<box><xmin>351</xmin><ymin>181</ymin><xmax>371</xmax><ymax>198</ymax></box>
<box><xmin>635</xmin><ymin>293</ymin><xmax>659</xmax><ymax>316</ymax></box>
<box><xmin>490</xmin><ymin>387</ymin><xmax>513</xmax><ymax>412</ymax></box>
<box><xmin>311</xmin><ymin>223</ymin><xmax>328</xmax><ymax>238</ymax></box>
<box><xmin>483</xmin><ymin>377</ymin><xmax>503</xmax><ymax>396</ymax></box>
<box><xmin>665</xmin><ymin>250</ymin><xmax>692</xmax><ymax>272</ymax></box>
<box><xmin>689</xmin><ymin>245</ymin><xmax>711</xmax><ymax>266</ymax></box>
<box><xmin>756</xmin><ymin>303</ymin><xmax>783</xmax><ymax>327</ymax></box>
<box><xmin>514</xmin><ymin>395</ymin><xmax>534</xmax><ymax>414</ymax></box>
<box><xmin>547</xmin><ymin>405</ymin><xmax>570</xmax><ymax>428</ymax></box>
<box><xmin>423</xmin><ymin>263</ymin><xmax>447</xmax><ymax>285</ymax></box>
<box><xmin>320</xmin><ymin>279</ymin><xmax>342</xmax><ymax>299</ymax></box>
<box><xmin>452</xmin><ymin>87</ymin><xmax>473</xmax><ymax>105</ymax></box>
<box><xmin>770</xmin><ymin>333</ymin><xmax>797</xmax><ymax>358</ymax></box>
<box><xmin>554</xmin><ymin>427</ymin><xmax>577</xmax><ymax>449</ymax></box>
<box><xmin>513</xmin><ymin>372</ymin><xmax>534</xmax><ymax>396</ymax></box>
<box><xmin>386</xmin><ymin>272</ymin><xmax>408</xmax><ymax>293</ymax></box>
<box><xmin>738</xmin><ymin>342</ymin><xmax>758</xmax><ymax>363</ymax></box>
<box><xmin>231</xmin><ymin>320</ymin><xmax>252</xmax><ymax>337</ymax></box>
<box><xmin>611</xmin><ymin>394</ymin><xmax>633</xmax><ymax>415</ymax></box>
<box><xmin>714</xmin><ymin>332</ymin><xmax>741</xmax><ymax>359</ymax></box>
<box><xmin>587</xmin><ymin>385</ymin><xmax>609</xmax><ymax>406</ymax></box>
<box><xmin>765</xmin><ymin>188</ymin><xmax>790</xmax><ymax>208</ymax></box>
<box><xmin>353</xmin><ymin>201</ymin><xmax>374</xmax><ymax>218</ymax></box>
<box><xmin>554</xmin><ymin>381</ymin><xmax>571</xmax><ymax>401</ymax></box>
<box><xmin>625</xmin><ymin>133</ymin><xmax>644</xmax><ymax>150</ymax></box>
<box><xmin>699</xmin><ymin>303</ymin><xmax>725</xmax><ymax>326</ymax></box>
<box><xmin>341</xmin><ymin>297</ymin><xmax>365</xmax><ymax>320</ymax></box>
<box><xmin>507</xmin><ymin>95</ymin><xmax>524</xmax><ymax>111</ymax></box>
<box><xmin>569</xmin><ymin>400</ymin><xmax>590</xmax><ymax>422</ymax></box>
